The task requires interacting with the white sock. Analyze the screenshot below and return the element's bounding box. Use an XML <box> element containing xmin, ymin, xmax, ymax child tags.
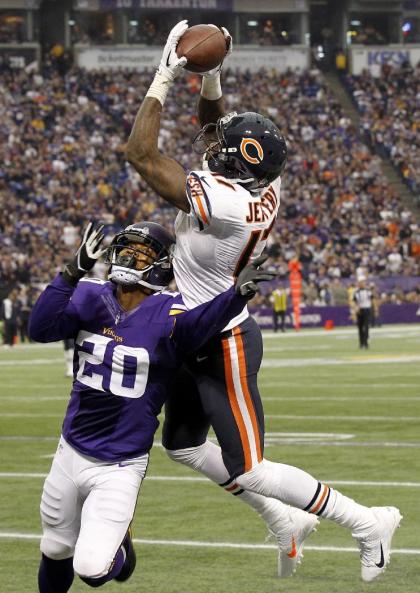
<box><xmin>166</xmin><ymin>441</ymin><xmax>291</xmax><ymax>531</ymax></box>
<box><xmin>321</xmin><ymin>488</ymin><xmax>374</xmax><ymax>534</ymax></box>
<box><xmin>235</xmin><ymin>458</ymin><xmax>374</xmax><ymax>533</ymax></box>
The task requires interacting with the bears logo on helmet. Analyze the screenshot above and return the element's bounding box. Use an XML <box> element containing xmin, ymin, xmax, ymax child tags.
<box><xmin>240</xmin><ymin>138</ymin><xmax>264</xmax><ymax>165</ymax></box>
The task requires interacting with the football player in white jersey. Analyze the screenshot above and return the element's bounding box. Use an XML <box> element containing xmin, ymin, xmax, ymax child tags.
<box><xmin>125</xmin><ymin>21</ymin><xmax>402</xmax><ymax>582</ymax></box>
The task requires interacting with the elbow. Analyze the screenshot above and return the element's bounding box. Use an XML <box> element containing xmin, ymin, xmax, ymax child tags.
<box><xmin>125</xmin><ymin>141</ymin><xmax>151</xmax><ymax>172</ymax></box>
<box><xmin>28</xmin><ymin>318</ymin><xmax>48</xmax><ymax>343</ymax></box>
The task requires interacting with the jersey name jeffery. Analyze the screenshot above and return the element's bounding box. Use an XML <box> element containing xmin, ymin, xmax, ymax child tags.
<box><xmin>173</xmin><ymin>170</ymin><xmax>281</xmax><ymax>328</ymax></box>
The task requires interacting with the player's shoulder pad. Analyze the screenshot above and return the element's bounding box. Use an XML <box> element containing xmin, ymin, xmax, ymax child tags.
<box><xmin>72</xmin><ymin>277</ymin><xmax>109</xmax><ymax>302</ymax></box>
<box><xmin>149</xmin><ymin>290</ymin><xmax>188</xmax><ymax>318</ymax></box>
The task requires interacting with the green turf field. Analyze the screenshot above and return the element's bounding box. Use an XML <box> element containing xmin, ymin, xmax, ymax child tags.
<box><xmin>1</xmin><ymin>324</ymin><xmax>419</xmax><ymax>592</ymax></box>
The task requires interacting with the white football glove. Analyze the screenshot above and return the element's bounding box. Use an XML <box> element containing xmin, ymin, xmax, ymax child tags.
<box><xmin>157</xmin><ymin>20</ymin><xmax>188</xmax><ymax>82</ymax></box>
<box><xmin>202</xmin><ymin>26</ymin><xmax>233</xmax><ymax>78</ymax></box>
<box><xmin>75</xmin><ymin>222</ymin><xmax>107</xmax><ymax>272</ymax></box>
<box><xmin>62</xmin><ymin>222</ymin><xmax>107</xmax><ymax>286</ymax></box>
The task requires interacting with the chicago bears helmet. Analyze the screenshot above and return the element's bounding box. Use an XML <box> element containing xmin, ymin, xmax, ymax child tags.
<box><xmin>193</xmin><ymin>111</ymin><xmax>287</xmax><ymax>191</ymax></box>
<box><xmin>105</xmin><ymin>222</ymin><xmax>175</xmax><ymax>291</ymax></box>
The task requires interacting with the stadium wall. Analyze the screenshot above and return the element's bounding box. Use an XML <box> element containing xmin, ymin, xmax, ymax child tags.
<box><xmin>250</xmin><ymin>304</ymin><xmax>420</xmax><ymax>329</ymax></box>
<box><xmin>75</xmin><ymin>44</ymin><xmax>310</xmax><ymax>71</ymax></box>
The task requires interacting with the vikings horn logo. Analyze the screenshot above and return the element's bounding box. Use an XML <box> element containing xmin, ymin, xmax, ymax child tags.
<box><xmin>240</xmin><ymin>138</ymin><xmax>264</xmax><ymax>165</ymax></box>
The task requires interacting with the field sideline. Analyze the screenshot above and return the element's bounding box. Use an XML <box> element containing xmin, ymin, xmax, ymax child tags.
<box><xmin>1</xmin><ymin>324</ymin><xmax>419</xmax><ymax>593</ymax></box>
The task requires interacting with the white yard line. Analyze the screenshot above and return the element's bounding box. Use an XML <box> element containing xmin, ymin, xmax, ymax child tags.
<box><xmin>1</xmin><ymin>472</ymin><xmax>420</xmax><ymax>488</ymax></box>
<box><xmin>265</xmin><ymin>414</ymin><xmax>419</xmax><ymax>422</ymax></box>
<box><xmin>262</xmin><ymin>396</ymin><xmax>420</xmax><ymax>401</ymax></box>
<box><xmin>262</xmin><ymin>355</ymin><xmax>420</xmax><ymax>368</ymax></box>
<box><xmin>1</xmin><ymin>413</ymin><xmax>63</xmax><ymax>418</ymax></box>
<box><xmin>0</xmin><ymin>396</ymin><xmax>68</xmax><ymax>402</ymax></box>
<box><xmin>0</xmin><ymin>358</ymin><xmax>63</xmax><ymax>366</ymax></box>
<box><xmin>2</xmin><ymin>436</ymin><xmax>420</xmax><ymax>448</ymax></box>
<box><xmin>259</xmin><ymin>382</ymin><xmax>420</xmax><ymax>389</ymax></box>
<box><xmin>0</xmin><ymin>531</ymin><xmax>418</xmax><ymax>555</ymax></box>
<box><xmin>3</xmin><ymin>412</ymin><xmax>416</xmax><ymax>421</ymax></box>
<box><xmin>262</xmin><ymin>326</ymin><xmax>420</xmax><ymax>339</ymax></box>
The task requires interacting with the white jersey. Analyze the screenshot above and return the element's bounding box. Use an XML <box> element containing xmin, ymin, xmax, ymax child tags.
<box><xmin>173</xmin><ymin>170</ymin><xmax>281</xmax><ymax>331</ymax></box>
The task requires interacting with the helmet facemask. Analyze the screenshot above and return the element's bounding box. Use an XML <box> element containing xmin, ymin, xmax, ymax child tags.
<box><xmin>105</xmin><ymin>229</ymin><xmax>174</xmax><ymax>291</ymax></box>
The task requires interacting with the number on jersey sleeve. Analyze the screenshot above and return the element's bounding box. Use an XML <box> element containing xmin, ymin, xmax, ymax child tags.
<box><xmin>185</xmin><ymin>172</ymin><xmax>212</xmax><ymax>229</ymax></box>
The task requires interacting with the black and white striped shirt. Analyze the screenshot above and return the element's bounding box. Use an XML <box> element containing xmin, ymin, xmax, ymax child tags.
<box><xmin>353</xmin><ymin>288</ymin><xmax>373</xmax><ymax>309</ymax></box>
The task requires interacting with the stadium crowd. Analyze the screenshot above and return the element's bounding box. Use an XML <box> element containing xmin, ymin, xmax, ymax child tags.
<box><xmin>344</xmin><ymin>62</ymin><xmax>420</xmax><ymax>198</ymax></box>
<box><xmin>1</xmin><ymin>60</ymin><xmax>420</xmax><ymax>329</ymax></box>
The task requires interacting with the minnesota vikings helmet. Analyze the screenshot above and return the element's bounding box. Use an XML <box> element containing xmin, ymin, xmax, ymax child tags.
<box><xmin>193</xmin><ymin>111</ymin><xmax>287</xmax><ymax>191</ymax></box>
<box><xmin>105</xmin><ymin>222</ymin><xmax>175</xmax><ymax>291</ymax></box>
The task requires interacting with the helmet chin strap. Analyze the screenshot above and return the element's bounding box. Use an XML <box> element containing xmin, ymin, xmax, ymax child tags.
<box><xmin>108</xmin><ymin>266</ymin><xmax>164</xmax><ymax>291</ymax></box>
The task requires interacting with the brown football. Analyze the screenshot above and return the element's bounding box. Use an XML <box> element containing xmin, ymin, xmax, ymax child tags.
<box><xmin>176</xmin><ymin>24</ymin><xmax>228</xmax><ymax>73</ymax></box>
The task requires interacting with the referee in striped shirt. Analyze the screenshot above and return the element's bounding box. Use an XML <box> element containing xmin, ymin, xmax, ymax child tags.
<box><xmin>353</xmin><ymin>278</ymin><xmax>373</xmax><ymax>349</ymax></box>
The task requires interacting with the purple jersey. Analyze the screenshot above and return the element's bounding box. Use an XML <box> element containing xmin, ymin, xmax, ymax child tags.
<box><xmin>29</xmin><ymin>274</ymin><xmax>247</xmax><ymax>461</ymax></box>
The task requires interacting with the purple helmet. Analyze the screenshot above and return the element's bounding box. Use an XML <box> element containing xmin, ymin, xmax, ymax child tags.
<box><xmin>105</xmin><ymin>222</ymin><xmax>175</xmax><ymax>291</ymax></box>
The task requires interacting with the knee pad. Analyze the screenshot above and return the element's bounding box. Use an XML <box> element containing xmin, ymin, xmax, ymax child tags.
<box><xmin>165</xmin><ymin>443</ymin><xmax>208</xmax><ymax>471</ymax></box>
<box><xmin>235</xmin><ymin>459</ymin><xmax>276</xmax><ymax>496</ymax></box>
<box><xmin>40</xmin><ymin>536</ymin><xmax>74</xmax><ymax>561</ymax></box>
<box><xmin>73</xmin><ymin>547</ymin><xmax>110</xmax><ymax>580</ymax></box>
<box><xmin>166</xmin><ymin>440</ymin><xmax>230</xmax><ymax>484</ymax></box>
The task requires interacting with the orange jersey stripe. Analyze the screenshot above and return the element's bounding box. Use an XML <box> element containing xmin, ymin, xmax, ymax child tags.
<box><xmin>194</xmin><ymin>195</ymin><xmax>209</xmax><ymax>225</ymax></box>
<box><xmin>233</xmin><ymin>327</ymin><xmax>263</xmax><ymax>463</ymax></box>
<box><xmin>310</xmin><ymin>484</ymin><xmax>329</xmax><ymax>514</ymax></box>
<box><xmin>222</xmin><ymin>336</ymin><xmax>252</xmax><ymax>472</ymax></box>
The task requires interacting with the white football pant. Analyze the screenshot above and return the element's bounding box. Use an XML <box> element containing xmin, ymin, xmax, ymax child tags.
<box><xmin>40</xmin><ymin>436</ymin><xmax>148</xmax><ymax>579</ymax></box>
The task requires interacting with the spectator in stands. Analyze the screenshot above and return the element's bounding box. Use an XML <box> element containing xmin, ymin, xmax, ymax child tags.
<box><xmin>0</xmin><ymin>64</ymin><xmax>418</xmax><ymax>304</ymax></box>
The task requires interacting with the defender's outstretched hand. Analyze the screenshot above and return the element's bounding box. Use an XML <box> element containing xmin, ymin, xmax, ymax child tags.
<box><xmin>62</xmin><ymin>222</ymin><xmax>107</xmax><ymax>286</ymax></box>
<box><xmin>157</xmin><ymin>20</ymin><xmax>188</xmax><ymax>82</ymax></box>
<box><xmin>235</xmin><ymin>254</ymin><xmax>277</xmax><ymax>299</ymax></box>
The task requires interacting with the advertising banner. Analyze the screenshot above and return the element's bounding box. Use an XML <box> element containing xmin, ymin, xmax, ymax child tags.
<box><xmin>350</xmin><ymin>45</ymin><xmax>420</xmax><ymax>76</ymax></box>
<box><xmin>75</xmin><ymin>0</ymin><xmax>233</xmax><ymax>9</ymax></box>
<box><xmin>76</xmin><ymin>45</ymin><xmax>310</xmax><ymax>72</ymax></box>
<box><xmin>0</xmin><ymin>44</ymin><xmax>39</xmax><ymax>70</ymax></box>
<box><xmin>249</xmin><ymin>304</ymin><xmax>420</xmax><ymax>330</ymax></box>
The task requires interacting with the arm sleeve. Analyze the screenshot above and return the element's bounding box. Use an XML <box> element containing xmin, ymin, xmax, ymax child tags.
<box><xmin>171</xmin><ymin>287</ymin><xmax>248</xmax><ymax>354</ymax></box>
<box><xmin>28</xmin><ymin>274</ymin><xmax>81</xmax><ymax>342</ymax></box>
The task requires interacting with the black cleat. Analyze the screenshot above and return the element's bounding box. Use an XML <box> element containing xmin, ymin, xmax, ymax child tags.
<box><xmin>115</xmin><ymin>527</ymin><xmax>136</xmax><ymax>582</ymax></box>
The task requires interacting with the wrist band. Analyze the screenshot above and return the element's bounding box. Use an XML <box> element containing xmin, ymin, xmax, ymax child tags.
<box><xmin>201</xmin><ymin>73</ymin><xmax>222</xmax><ymax>101</ymax></box>
<box><xmin>146</xmin><ymin>71</ymin><xmax>173</xmax><ymax>107</ymax></box>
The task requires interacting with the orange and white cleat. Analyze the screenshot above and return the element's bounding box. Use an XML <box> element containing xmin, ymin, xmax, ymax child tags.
<box><xmin>271</xmin><ymin>507</ymin><xmax>319</xmax><ymax>578</ymax></box>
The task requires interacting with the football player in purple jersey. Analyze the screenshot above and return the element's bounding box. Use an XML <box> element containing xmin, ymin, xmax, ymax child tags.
<box><xmin>29</xmin><ymin>221</ymin><xmax>274</xmax><ymax>593</ymax></box>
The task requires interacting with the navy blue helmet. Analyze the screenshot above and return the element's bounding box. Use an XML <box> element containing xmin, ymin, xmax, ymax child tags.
<box><xmin>193</xmin><ymin>111</ymin><xmax>287</xmax><ymax>191</ymax></box>
<box><xmin>105</xmin><ymin>222</ymin><xmax>175</xmax><ymax>291</ymax></box>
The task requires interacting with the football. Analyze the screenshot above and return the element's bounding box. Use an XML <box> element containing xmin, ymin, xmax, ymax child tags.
<box><xmin>176</xmin><ymin>24</ymin><xmax>228</xmax><ymax>73</ymax></box>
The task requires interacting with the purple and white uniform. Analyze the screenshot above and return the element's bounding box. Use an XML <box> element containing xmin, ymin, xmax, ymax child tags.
<box><xmin>29</xmin><ymin>273</ymin><xmax>247</xmax><ymax>575</ymax></box>
<box><xmin>29</xmin><ymin>274</ymin><xmax>246</xmax><ymax>462</ymax></box>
